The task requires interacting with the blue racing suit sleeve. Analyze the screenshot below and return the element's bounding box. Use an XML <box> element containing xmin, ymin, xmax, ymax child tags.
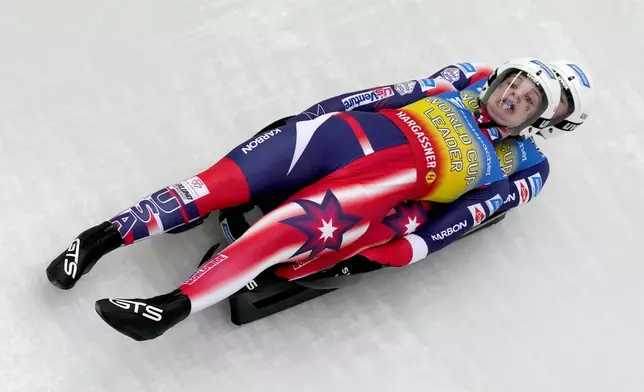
<box><xmin>494</xmin><ymin>158</ymin><xmax>550</xmax><ymax>216</ymax></box>
<box><xmin>286</xmin><ymin>78</ymin><xmax>455</xmax><ymax>123</ymax></box>
<box><xmin>403</xmin><ymin>157</ymin><xmax>550</xmax><ymax>263</ymax></box>
<box><xmin>287</xmin><ymin>62</ymin><xmax>493</xmax><ymax>123</ymax></box>
<box><xmin>407</xmin><ymin>180</ymin><xmax>510</xmax><ymax>259</ymax></box>
<box><xmin>360</xmin><ymin>179</ymin><xmax>510</xmax><ymax>266</ymax></box>
<box><xmin>358</xmin><ymin>142</ymin><xmax>549</xmax><ymax>267</ymax></box>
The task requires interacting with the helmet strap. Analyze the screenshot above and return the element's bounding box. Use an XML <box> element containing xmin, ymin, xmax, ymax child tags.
<box><xmin>478</xmin><ymin>121</ymin><xmax>501</xmax><ymax>129</ymax></box>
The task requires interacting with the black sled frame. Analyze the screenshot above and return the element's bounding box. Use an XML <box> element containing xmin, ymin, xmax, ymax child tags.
<box><xmin>221</xmin><ymin>211</ymin><xmax>507</xmax><ymax>325</ymax></box>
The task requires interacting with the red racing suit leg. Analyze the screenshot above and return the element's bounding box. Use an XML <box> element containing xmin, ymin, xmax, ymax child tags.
<box><xmin>178</xmin><ymin>144</ymin><xmax>419</xmax><ymax>312</ymax></box>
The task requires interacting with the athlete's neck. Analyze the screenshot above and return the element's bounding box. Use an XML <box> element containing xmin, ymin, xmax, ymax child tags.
<box><xmin>475</xmin><ymin>107</ymin><xmax>508</xmax><ymax>144</ymax></box>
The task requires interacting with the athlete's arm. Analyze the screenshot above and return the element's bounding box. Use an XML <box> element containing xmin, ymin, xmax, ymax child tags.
<box><xmin>493</xmin><ymin>158</ymin><xmax>550</xmax><ymax>216</ymax></box>
<box><xmin>359</xmin><ymin>181</ymin><xmax>509</xmax><ymax>267</ymax></box>
<box><xmin>358</xmin><ymin>155</ymin><xmax>549</xmax><ymax>267</ymax></box>
<box><xmin>287</xmin><ymin>62</ymin><xmax>493</xmax><ymax>123</ymax></box>
<box><xmin>286</xmin><ymin>78</ymin><xmax>456</xmax><ymax>123</ymax></box>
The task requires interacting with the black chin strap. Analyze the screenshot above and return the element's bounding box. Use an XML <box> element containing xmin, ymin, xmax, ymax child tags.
<box><xmin>478</xmin><ymin>121</ymin><xmax>501</xmax><ymax>129</ymax></box>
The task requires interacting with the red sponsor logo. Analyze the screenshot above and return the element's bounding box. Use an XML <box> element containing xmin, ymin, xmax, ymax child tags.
<box><xmin>467</xmin><ymin>203</ymin><xmax>487</xmax><ymax>226</ymax></box>
<box><xmin>520</xmin><ymin>182</ymin><xmax>529</xmax><ymax>203</ymax></box>
<box><xmin>473</xmin><ymin>206</ymin><xmax>485</xmax><ymax>224</ymax></box>
<box><xmin>514</xmin><ymin>179</ymin><xmax>530</xmax><ymax>205</ymax></box>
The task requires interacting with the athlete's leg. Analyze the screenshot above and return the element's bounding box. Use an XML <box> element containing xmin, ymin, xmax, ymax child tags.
<box><xmin>94</xmin><ymin>144</ymin><xmax>418</xmax><ymax>340</ymax></box>
<box><xmin>46</xmin><ymin>112</ymin><xmax>408</xmax><ymax>289</ymax></box>
<box><xmin>274</xmin><ymin>200</ymin><xmax>433</xmax><ymax>280</ymax></box>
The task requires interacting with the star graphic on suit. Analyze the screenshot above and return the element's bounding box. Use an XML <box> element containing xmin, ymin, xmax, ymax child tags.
<box><xmin>404</xmin><ymin>216</ymin><xmax>420</xmax><ymax>234</ymax></box>
<box><xmin>281</xmin><ymin>190</ymin><xmax>362</xmax><ymax>258</ymax></box>
<box><xmin>318</xmin><ymin>219</ymin><xmax>338</xmax><ymax>241</ymax></box>
<box><xmin>383</xmin><ymin>201</ymin><xmax>429</xmax><ymax>237</ymax></box>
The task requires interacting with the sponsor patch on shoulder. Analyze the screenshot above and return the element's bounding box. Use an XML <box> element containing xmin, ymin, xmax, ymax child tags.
<box><xmin>394</xmin><ymin>80</ymin><xmax>417</xmax><ymax>96</ymax></box>
<box><xmin>417</xmin><ymin>78</ymin><xmax>437</xmax><ymax>92</ymax></box>
<box><xmin>440</xmin><ymin>67</ymin><xmax>461</xmax><ymax>83</ymax></box>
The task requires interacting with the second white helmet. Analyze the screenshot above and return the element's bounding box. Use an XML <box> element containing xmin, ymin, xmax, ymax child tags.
<box><xmin>537</xmin><ymin>61</ymin><xmax>593</xmax><ymax>139</ymax></box>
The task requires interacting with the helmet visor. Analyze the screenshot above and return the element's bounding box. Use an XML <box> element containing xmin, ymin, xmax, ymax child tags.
<box><xmin>484</xmin><ymin>70</ymin><xmax>549</xmax><ymax>131</ymax></box>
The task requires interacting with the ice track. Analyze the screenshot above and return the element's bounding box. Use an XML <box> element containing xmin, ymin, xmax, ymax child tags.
<box><xmin>1</xmin><ymin>1</ymin><xmax>643</xmax><ymax>391</ymax></box>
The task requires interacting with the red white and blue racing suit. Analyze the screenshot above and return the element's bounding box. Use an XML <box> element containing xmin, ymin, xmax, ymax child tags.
<box><xmin>109</xmin><ymin>63</ymin><xmax>550</xmax><ymax>313</ymax></box>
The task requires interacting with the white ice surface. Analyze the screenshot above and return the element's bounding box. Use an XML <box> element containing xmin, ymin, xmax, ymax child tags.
<box><xmin>1</xmin><ymin>1</ymin><xmax>644</xmax><ymax>391</ymax></box>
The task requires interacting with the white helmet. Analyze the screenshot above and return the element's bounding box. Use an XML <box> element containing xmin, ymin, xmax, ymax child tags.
<box><xmin>479</xmin><ymin>58</ymin><xmax>562</xmax><ymax>138</ymax></box>
<box><xmin>537</xmin><ymin>62</ymin><xmax>593</xmax><ymax>139</ymax></box>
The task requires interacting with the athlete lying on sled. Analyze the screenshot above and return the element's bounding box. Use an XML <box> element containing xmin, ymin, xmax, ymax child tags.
<box><xmin>46</xmin><ymin>58</ymin><xmax>593</xmax><ymax>341</ymax></box>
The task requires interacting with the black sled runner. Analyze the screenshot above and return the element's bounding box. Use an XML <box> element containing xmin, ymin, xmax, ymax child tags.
<box><xmin>215</xmin><ymin>205</ymin><xmax>506</xmax><ymax>325</ymax></box>
<box><xmin>194</xmin><ymin>116</ymin><xmax>508</xmax><ymax>325</ymax></box>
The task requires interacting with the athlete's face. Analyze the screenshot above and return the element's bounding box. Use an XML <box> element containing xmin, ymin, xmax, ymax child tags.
<box><xmin>486</xmin><ymin>73</ymin><xmax>543</xmax><ymax>129</ymax></box>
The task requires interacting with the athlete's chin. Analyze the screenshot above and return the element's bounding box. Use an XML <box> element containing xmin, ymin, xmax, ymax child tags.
<box><xmin>486</xmin><ymin>106</ymin><xmax>512</xmax><ymax>128</ymax></box>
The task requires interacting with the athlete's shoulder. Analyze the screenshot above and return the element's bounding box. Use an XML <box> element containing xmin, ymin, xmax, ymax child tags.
<box><xmin>466</xmin><ymin>63</ymin><xmax>494</xmax><ymax>85</ymax></box>
<box><xmin>428</xmin><ymin>62</ymin><xmax>493</xmax><ymax>89</ymax></box>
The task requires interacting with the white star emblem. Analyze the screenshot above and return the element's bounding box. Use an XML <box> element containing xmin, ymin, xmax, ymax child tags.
<box><xmin>318</xmin><ymin>218</ymin><xmax>338</xmax><ymax>241</ymax></box>
<box><xmin>404</xmin><ymin>216</ymin><xmax>420</xmax><ymax>234</ymax></box>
